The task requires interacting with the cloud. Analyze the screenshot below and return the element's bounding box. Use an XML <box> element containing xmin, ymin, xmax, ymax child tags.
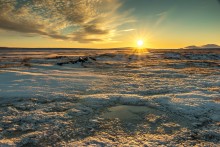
<box><xmin>0</xmin><ymin>17</ymin><xmax>44</xmax><ymax>34</ymax></box>
<box><xmin>0</xmin><ymin>0</ymin><xmax>134</xmax><ymax>43</ymax></box>
<box><xmin>155</xmin><ymin>11</ymin><xmax>169</xmax><ymax>27</ymax></box>
<box><xmin>84</xmin><ymin>24</ymin><xmax>109</xmax><ymax>35</ymax></box>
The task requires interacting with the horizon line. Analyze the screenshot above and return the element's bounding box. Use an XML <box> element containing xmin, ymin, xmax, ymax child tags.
<box><xmin>1</xmin><ymin>46</ymin><xmax>220</xmax><ymax>50</ymax></box>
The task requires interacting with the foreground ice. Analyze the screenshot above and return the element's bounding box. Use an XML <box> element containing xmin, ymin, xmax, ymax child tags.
<box><xmin>0</xmin><ymin>48</ymin><xmax>219</xmax><ymax>146</ymax></box>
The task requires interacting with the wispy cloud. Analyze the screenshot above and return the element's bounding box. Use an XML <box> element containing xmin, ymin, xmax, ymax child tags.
<box><xmin>120</xmin><ymin>29</ymin><xmax>135</xmax><ymax>32</ymax></box>
<box><xmin>0</xmin><ymin>0</ymin><xmax>134</xmax><ymax>43</ymax></box>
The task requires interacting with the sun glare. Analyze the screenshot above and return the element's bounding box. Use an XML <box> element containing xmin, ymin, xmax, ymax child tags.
<box><xmin>137</xmin><ymin>40</ymin><xmax>144</xmax><ymax>47</ymax></box>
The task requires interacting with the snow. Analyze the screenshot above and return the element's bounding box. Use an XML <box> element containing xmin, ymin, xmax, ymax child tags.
<box><xmin>0</xmin><ymin>48</ymin><xmax>220</xmax><ymax>146</ymax></box>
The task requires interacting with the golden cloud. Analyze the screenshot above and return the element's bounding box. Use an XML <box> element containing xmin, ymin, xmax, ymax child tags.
<box><xmin>0</xmin><ymin>0</ymin><xmax>134</xmax><ymax>43</ymax></box>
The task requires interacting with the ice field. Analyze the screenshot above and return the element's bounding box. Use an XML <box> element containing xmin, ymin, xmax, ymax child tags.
<box><xmin>0</xmin><ymin>48</ymin><xmax>219</xmax><ymax>146</ymax></box>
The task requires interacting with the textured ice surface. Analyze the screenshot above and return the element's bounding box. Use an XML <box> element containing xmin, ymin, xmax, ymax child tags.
<box><xmin>0</xmin><ymin>48</ymin><xmax>220</xmax><ymax>146</ymax></box>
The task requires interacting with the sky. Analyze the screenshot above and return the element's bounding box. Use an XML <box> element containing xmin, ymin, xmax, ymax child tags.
<box><xmin>0</xmin><ymin>0</ymin><xmax>220</xmax><ymax>49</ymax></box>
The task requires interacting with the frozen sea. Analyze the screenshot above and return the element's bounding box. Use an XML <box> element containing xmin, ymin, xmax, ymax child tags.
<box><xmin>0</xmin><ymin>48</ymin><xmax>219</xmax><ymax>146</ymax></box>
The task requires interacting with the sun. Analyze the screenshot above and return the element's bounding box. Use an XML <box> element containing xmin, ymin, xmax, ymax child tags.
<box><xmin>137</xmin><ymin>40</ymin><xmax>144</xmax><ymax>47</ymax></box>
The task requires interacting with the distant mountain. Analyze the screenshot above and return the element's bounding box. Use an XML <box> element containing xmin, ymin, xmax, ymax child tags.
<box><xmin>201</xmin><ymin>44</ymin><xmax>220</xmax><ymax>48</ymax></box>
<box><xmin>184</xmin><ymin>44</ymin><xmax>220</xmax><ymax>49</ymax></box>
<box><xmin>0</xmin><ymin>47</ymin><xmax>9</xmax><ymax>48</ymax></box>
<box><xmin>184</xmin><ymin>45</ymin><xmax>200</xmax><ymax>49</ymax></box>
